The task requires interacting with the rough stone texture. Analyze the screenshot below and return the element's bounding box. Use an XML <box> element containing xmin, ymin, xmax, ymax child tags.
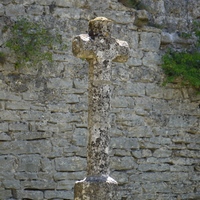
<box><xmin>73</xmin><ymin>17</ymin><xmax>129</xmax><ymax>199</ymax></box>
<box><xmin>73</xmin><ymin>17</ymin><xmax>129</xmax><ymax>177</ymax></box>
<box><xmin>0</xmin><ymin>0</ymin><xmax>199</xmax><ymax>200</ymax></box>
<box><xmin>74</xmin><ymin>178</ymin><xmax>118</xmax><ymax>200</ymax></box>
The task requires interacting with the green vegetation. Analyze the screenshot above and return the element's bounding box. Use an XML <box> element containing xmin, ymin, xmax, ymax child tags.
<box><xmin>0</xmin><ymin>52</ymin><xmax>6</xmax><ymax>65</ymax></box>
<box><xmin>161</xmin><ymin>21</ymin><xmax>200</xmax><ymax>91</ymax></box>
<box><xmin>6</xmin><ymin>18</ymin><xmax>62</xmax><ymax>68</ymax></box>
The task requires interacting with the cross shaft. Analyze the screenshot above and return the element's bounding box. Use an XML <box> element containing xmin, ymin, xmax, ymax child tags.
<box><xmin>72</xmin><ymin>17</ymin><xmax>129</xmax><ymax>199</ymax></box>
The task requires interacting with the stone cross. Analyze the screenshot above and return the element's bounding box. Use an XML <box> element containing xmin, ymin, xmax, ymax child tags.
<box><xmin>72</xmin><ymin>17</ymin><xmax>129</xmax><ymax>199</ymax></box>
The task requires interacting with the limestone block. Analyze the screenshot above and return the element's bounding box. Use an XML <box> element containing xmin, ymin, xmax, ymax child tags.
<box><xmin>73</xmin><ymin>80</ymin><xmax>88</xmax><ymax>89</ymax></box>
<box><xmin>142</xmin><ymin>172</ymin><xmax>189</xmax><ymax>182</ymax></box>
<box><xmin>26</xmin><ymin>5</ymin><xmax>44</xmax><ymax>15</ymax></box>
<box><xmin>168</xmin><ymin>115</ymin><xmax>198</xmax><ymax>128</ymax></box>
<box><xmin>127</xmin><ymin>126</ymin><xmax>153</xmax><ymax>138</ymax></box>
<box><xmin>57</xmin><ymin>180</ymin><xmax>75</xmax><ymax>190</ymax></box>
<box><xmin>18</xmin><ymin>155</ymin><xmax>41</xmax><ymax>172</ymax></box>
<box><xmin>111</xmin><ymin>137</ymin><xmax>139</xmax><ymax>149</ymax></box>
<box><xmin>127</xmin><ymin>56</ymin><xmax>142</xmax><ymax>66</ymax></box>
<box><xmin>22</xmin><ymin>92</ymin><xmax>38</xmax><ymax>101</ymax></box>
<box><xmin>58</xmin><ymin>123</ymin><xmax>73</xmax><ymax>132</ymax></box>
<box><xmin>56</xmin><ymin>0</ymin><xmax>74</xmax><ymax>7</ymax></box>
<box><xmin>117</xmin><ymin>111</ymin><xmax>145</xmax><ymax>126</ymax></box>
<box><xmin>118</xmin><ymin>82</ymin><xmax>146</xmax><ymax>97</ymax></box>
<box><xmin>145</xmin><ymin>84</ymin><xmax>183</xmax><ymax>100</ymax></box>
<box><xmin>111</xmin><ymin>171</ymin><xmax>129</xmax><ymax>184</ymax></box>
<box><xmin>0</xmin><ymin>140</ymin><xmax>52</xmax><ymax>155</ymax></box>
<box><xmin>171</xmin><ymin>183</ymin><xmax>195</xmax><ymax>194</ymax></box>
<box><xmin>0</xmin><ymin>4</ymin><xmax>4</xmax><ymax>16</ymax></box>
<box><xmin>187</xmin><ymin>144</ymin><xmax>200</xmax><ymax>150</ymax></box>
<box><xmin>13</xmin><ymin>132</ymin><xmax>52</xmax><ymax>140</ymax></box>
<box><xmin>53</xmin><ymin>7</ymin><xmax>81</xmax><ymax>19</ymax></box>
<box><xmin>112</xmin><ymin>66</ymin><xmax>130</xmax><ymax>81</ymax></box>
<box><xmin>106</xmin><ymin>11</ymin><xmax>135</xmax><ymax>24</ymax></box>
<box><xmin>9</xmin><ymin>122</ymin><xmax>28</xmax><ymax>131</ymax></box>
<box><xmin>0</xmin><ymin>91</ymin><xmax>21</xmax><ymax>101</ymax></box>
<box><xmin>16</xmin><ymin>190</ymin><xmax>43</xmax><ymax>200</ymax></box>
<box><xmin>139</xmin><ymin>32</ymin><xmax>161</xmax><ymax>52</ymax></box>
<box><xmin>138</xmin><ymin>164</ymin><xmax>170</xmax><ymax>172</ymax></box>
<box><xmin>72</xmin><ymin>128</ymin><xmax>87</xmax><ymax>147</ymax></box>
<box><xmin>71</xmin><ymin>102</ymin><xmax>88</xmax><ymax>112</ymax></box>
<box><xmin>175</xmin><ymin>150</ymin><xmax>200</xmax><ymax>159</ymax></box>
<box><xmin>1</xmin><ymin>0</ymin><xmax>12</xmax><ymax>5</ymax></box>
<box><xmin>15</xmin><ymin>172</ymin><xmax>37</xmax><ymax>180</ymax></box>
<box><xmin>131</xmin><ymin>150</ymin><xmax>142</xmax><ymax>159</ymax></box>
<box><xmin>54</xmin><ymin>171</ymin><xmax>86</xmax><ymax>181</ymax></box>
<box><xmin>142</xmin><ymin>52</ymin><xmax>161</xmax><ymax>68</ymax></box>
<box><xmin>44</xmin><ymin>190</ymin><xmax>73</xmax><ymax>199</ymax></box>
<box><xmin>0</xmin><ymin>110</ymin><xmax>20</xmax><ymax>121</ymax></box>
<box><xmin>47</xmin><ymin>102</ymin><xmax>70</xmax><ymax>113</ymax></box>
<box><xmin>49</xmin><ymin>112</ymin><xmax>81</xmax><ymax>123</ymax></box>
<box><xmin>21</xmin><ymin>180</ymin><xmax>56</xmax><ymax>190</ymax></box>
<box><xmin>6</xmin><ymin>101</ymin><xmax>30</xmax><ymax>110</ymax></box>
<box><xmin>55</xmin><ymin>157</ymin><xmax>87</xmax><ymax>172</ymax></box>
<box><xmin>3</xmin><ymin>180</ymin><xmax>21</xmax><ymax>189</ymax></box>
<box><xmin>0</xmin><ymin>132</ymin><xmax>11</xmax><ymax>141</ymax></box>
<box><xmin>47</xmin><ymin>77</ymin><xmax>72</xmax><ymax>89</ymax></box>
<box><xmin>153</xmin><ymin>147</ymin><xmax>172</xmax><ymax>158</ymax></box>
<box><xmin>0</xmin><ymin>155</ymin><xmax>16</xmax><ymax>172</ymax></box>
<box><xmin>111</xmin><ymin>156</ymin><xmax>138</xmax><ymax>170</ymax></box>
<box><xmin>0</xmin><ymin>122</ymin><xmax>8</xmax><ymax>131</ymax></box>
<box><xmin>20</xmin><ymin>110</ymin><xmax>47</xmax><ymax>121</ymax></box>
<box><xmin>5</xmin><ymin>4</ymin><xmax>25</xmax><ymax>17</ymax></box>
<box><xmin>111</xmin><ymin>97</ymin><xmax>131</xmax><ymax>108</ymax></box>
<box><xmin>87</xmin><ymin>0</ymin><xmax>110</xmax><ymax>10</ymax></box>
<box><xmin>19</xmin><ymin>0</ymin><xmax>36</xmax><ymax>5</ymax></box>
<box><xmin>62</xmin><ymin>94</ymin><xmax>80</xmax><ymax>104</ymax></box>
<box><xmin>141</xmin><ymin>149</ymin><xmax>152</xmax><ymax>157</ymax></box>
<box><xmin>112</xmin><ymin>149</ymin><xmax>131</xmax><ymax>157</ymax></box>
<box><xmin>0</xmin><ymin>189</ymin><xmax>12</xmax><ymax>199</ymax></box>
<box><xmin>41</xmin><ymin>157</ymin><xmax>54</xmax><ymax>172</ymax></box>
<box><xmin>142</xmin><ymin>182</ymin><xmax>171</xmax><ymax>193</ymax></box>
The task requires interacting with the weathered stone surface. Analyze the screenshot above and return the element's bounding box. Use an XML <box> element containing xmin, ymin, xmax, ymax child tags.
<box><xmin>0</xmin><ymin>4</ymin><xmax>4</xmax><ymax>16</ymax></box>
<box><xmin>139</xmin><ymin>32</ymin><xmax>161</xmax><ymax>51</ymax></box>
<box><xmin>21</xmin><ymin>180</ymin><xmax>56</xmax><ymax>189</ymax></box>
<box><xmin>134</xmin><ymin>10</ymin><xmax>149</xmax><ymax>27</ymax></box>
<box><xmin>54</xmin><ymin>171</ymin><xmax>86</xmax><ymax>181</ymax></box>
<box><xmin>55</xmin><ymin>157</ymin><xmax>87</xmax><ymax>172</ymax></box>
<box><xmin>138</xmin><ymin>164</ymin><xmax>170</xmax><ymax>172</ymax></box>
<box><xmin>111</xmin><ymin>137</ymin><xmax>139</xmax><ymax>149</ymax></box>
<box><xmin>0</xmin><ymin>155</ymin><xmax>17</xmax><ymax>172</ymax></box>
<box><xmin>73</xmin><ymin>16</ymin><xmax>129</xmax><ymax>199</ymax></box>
<box><xmin>26</xmin><ymin>5</ymin><xmax>44</xmax><ymax>15</ymax></box>
<box><xmin>74</xmin><ymin>179</ymin><xmax>118</xmax><ymax>200</ymax></box>
<box><xmin>3</xmin><ymin>179</ymin><xmax>21</xmax><ymax>189</ymax></box>
<box><xmin>0</xmin><ymin>0</ymin><xmax>199</xmax><ymax>199</ymax></box>
<box><xmin>111</xmin><ymin>156</ymin><xmax>138</xmax><ymax>170</ymax></box>
<box><xmin>44</xmin><ymin>190</ymin><xmax>73</xmax><ymax>199</ymax></box>
<box><xmin>153</xmin><ymin>147</ymin><xmax>172</xmax><ymax>158</ymax></box>
<box><xmin>72</xmin><ymin>128</ymin><xmax>87</xmax><ymax>147</ymax></box>
<box><xmin>16</xmin><ymin>190</ymin><xmax>43</xmax><ymax>199</ymax></box>
<box><xmin>5</xmin><ymin>4</ymin><xmax>25</xmax><ymax>16</ymax></box>
<box><xmin>0</xmin><ymin>189</ymin><xmax>12</xmax><ymax>199</ymax></box>
<box><xmin>18</xmin><ymin>155</ymin><xmax>41</xmax><ymax>172</ymax></box>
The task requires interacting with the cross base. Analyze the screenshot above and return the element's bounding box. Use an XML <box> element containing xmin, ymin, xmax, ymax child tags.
<box><xmin>74</xmin><ymin>175</ymin><xmax>118</xmax><ymax>200</ymax></box>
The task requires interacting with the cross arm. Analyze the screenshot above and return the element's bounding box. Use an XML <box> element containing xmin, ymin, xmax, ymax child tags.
<box><xmin>72</xmin><ymin>34</ymin><xmax>95</xmax><ymax>59</ymax></box>
<box><xmin>113</xmin><ymin>39</ymin><xmax>129</xmax><ymax>63</ymax></box>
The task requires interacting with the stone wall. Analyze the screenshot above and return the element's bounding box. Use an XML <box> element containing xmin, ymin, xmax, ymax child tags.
<box><xmin>0</xmin><ymin>0</ymin><xmax>200</xmax><ymax>199</ymax></box>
